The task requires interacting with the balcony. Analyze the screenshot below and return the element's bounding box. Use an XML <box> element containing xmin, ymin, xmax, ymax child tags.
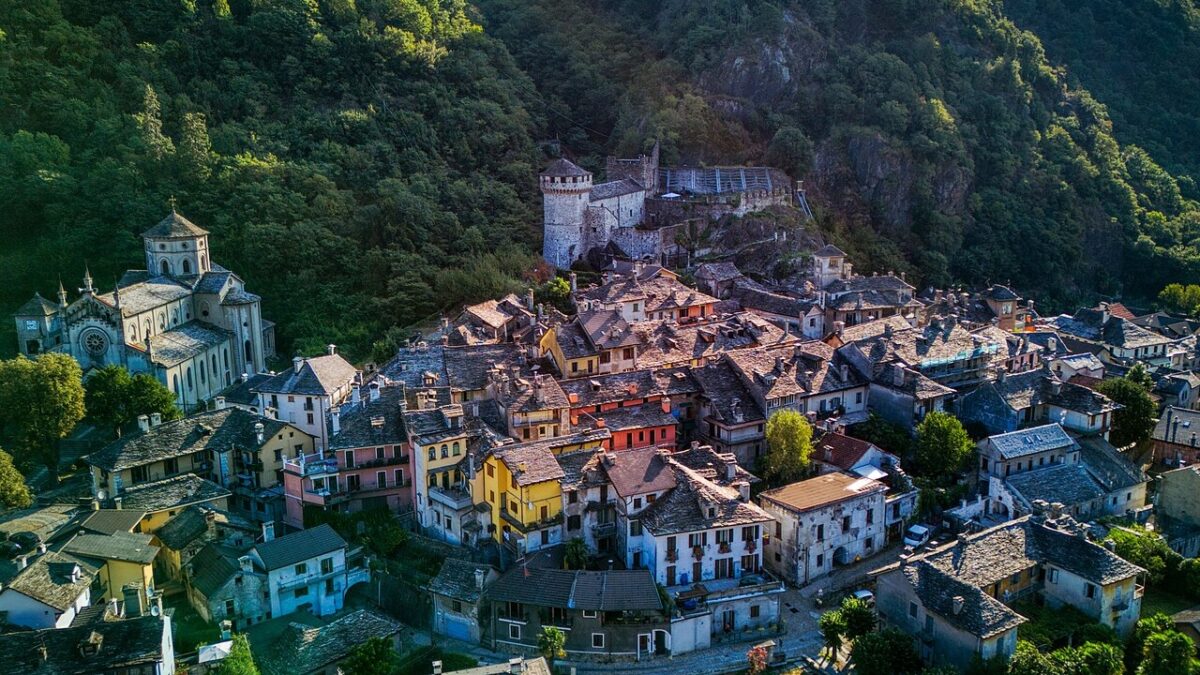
<box><xmin>285</xmin><ymin>455</ymin><xmax>339</xmax><ymax>477</ymax></box>
<box><xmin>429</xmin><ymin>486</ymin><xmax>473</xmax><ymax>511</ymax></box>
<box><xmin>592</xmin><ymin>521</ymin><xmax>616</xmax><ymax>537</ymax></box>
<box><xmin>275</xmin><ymin>567</ymin><xmax>346</xmax><ymax>591</ymax></box>
<box><xmin>502</xmin><ymin>510</ymin><xmax>563</xmax><ymax>534</ymax></box>
<box><xmin>718</xmin><ymin>542</ymin><xmax>732</xmax><ymax>554</ymax></box>
<box><xmin>666</xmin><ymin>549</ymin><xmax>679</xmax><ymax>563</ymax></box>
<box><xmin>347</xmin><ymin>455</ymin><xmax>410</xmax><ymax>470</ymax></box>
<box><xmin>692</xmin><ymin>545</ymin><xmax>706</xmax><ymax>560</ymax></box>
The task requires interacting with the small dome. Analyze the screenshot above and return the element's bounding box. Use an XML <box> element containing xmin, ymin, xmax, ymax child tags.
<box><xmin>142</xmin><ymin>211</ymin><xmax>209</xmax><ymax>239</ymax></box>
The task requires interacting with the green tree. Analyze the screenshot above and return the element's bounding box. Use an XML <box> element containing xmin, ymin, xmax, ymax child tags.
<box><xmin>536</xmin><ymin>277</ymin><xmax>572</xmax><ymax>314</ymax></box>
<box><xmin>914</xmin><ymin>411</ymin><xmax>973</xmax><ymax>481</ymax></box>
<box><xmin>177</xmin><ymin>112</ymin><xmax>214</xmax><ymax>182</ymax></box>
<box><xmin>1127</xmin><ymin>614</ymin><xmax>1177</xmax><ymax>674</ymax></box>
<box><xmin>213</xmin><ymin>634</ymin><xmax>259</xmax><ymax>675</ymax></box>
<box><xmin>1097</xmin><ymin>376</ymin><xmax>1157</xmax><ymax>447</ymax></box>
<box><xmin>134</xmin><ymin>84</ymin><xmax>173</xmax><ymax>160</ymax></box>
<box><xmin>1127</xmin><ymin>363</ymin><xmax>1154</xmax><ymax>392</ymax></box>
<box><xmin>340</xmin><ymin>636</ymin><xmax>399</xmax><ymax>675</ymax></box>
<box><xmin>765</xmin><ymin>126</ymin><xmax>814</xmax><ymax>177</ymax></box>
<box><xmin>1105</xmin><ymin>527</ymin><xmax>1180</xmax><ymax>585</ymax></box>
<box><xmin>564</xmin><ymin>537</ymin><xmax>588</xmax><ymax>570</ymax></box>
<box><xmin>538</xmin><ymin>626</ymin><xmax>566</xmax><ymax>668</ymax></box>
<box><xmin>1010</xmin><ymin>641</ymin><xmax>1056</xmax><ymax>675</ymax></box>
<box><xmin>0</xmin><ymin>355</ymin><xmax>86</xmax><ymax>477</ymax></box>
<box><xmin>818</xmin><ymin>609</ymin><xmax>846</xmax><ymax>661</ymax></box>
<box><xmin>1050</xmin><ymin>642</ymin><xmax>1124</xmax><ymax>675</ymax></box>
<box><xmin>839</xmin><ymin>596</ymin><xmax>876</xmax><ymax>639</ymax></box>
<box><xmin>850</xmin><ymin>628</ymin><xmax>922</xmax><ymax>675</ymax></box>
<box><xmin>1158</xmin><ymin>284</ymin><xmax>1200</xmax><ymax>316</ymax></box>
<box><xmin>0</xmin><ymin>447</ymin><xmax>32</xmax><ymax>509</ymax></box>
<box><xmin>760</xmin><ymin>409</ymin><xmax>813</xmax><ymax>484</ymax></box>
<box><xmin>84</xmin><ymin>365</ymin><xmax>180</xmax><ymax>438</ymax></box>
<box><xmin>1137</xmin><ymin>630</ymin><xmax>1194</xmax><ymax>675</ymax></box>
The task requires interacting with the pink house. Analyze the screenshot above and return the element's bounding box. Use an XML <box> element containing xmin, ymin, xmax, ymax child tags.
<box><xmin>282</xmin><ymin>383</ymin><xmax>413</xmax><ymax>530</ymax></box>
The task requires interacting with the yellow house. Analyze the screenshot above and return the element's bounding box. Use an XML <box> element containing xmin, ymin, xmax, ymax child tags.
<box><xmin>476</xmin><ymin>430</ymin><xmax>609</xmax><ymax>553</ymax></box>
<box><xmin>62</xmin><ymin>531</ymin><xmax>159</xmax><ymax>606</ymax></box>
<box><xmin>541</xmin><ymin>325</ymin><xmax>600</xmax><ymax>379</ymax></box>
<box><xmin>490</xmin><ymin>374</ymin><xmax>571</xmax><ymax>442</ymax></box>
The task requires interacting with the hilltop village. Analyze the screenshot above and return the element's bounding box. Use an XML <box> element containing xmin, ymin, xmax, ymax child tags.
<box><xmin>4</xmin><ymin>156</ymin><xmax>1200</xmax><ymax>674</ymax></box>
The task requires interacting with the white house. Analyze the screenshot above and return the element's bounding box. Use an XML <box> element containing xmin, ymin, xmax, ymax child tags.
<box><xmin>255</xmin><ymin>349</ymin><xmax>358</xmax><ymax>451</ymax></box>
<box><xmin>0</xmin><ymin>551</ymin><xmax>97</xmax><ymax>629</ymax></box>
<box><xmin>759</xmin><ymin>472</ymin><xmax>888</xmax><ymax>586</ymax></box>
<box><xmin>249</xmin><ymin>524</ymin><xmax>368</xmax><ymax>619</ymax></box>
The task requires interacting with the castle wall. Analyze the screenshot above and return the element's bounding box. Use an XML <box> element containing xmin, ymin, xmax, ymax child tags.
<box><xmin>611</xmin><ymin>225</ymin><xmax>683</xmax><ymax>263</ymax></box>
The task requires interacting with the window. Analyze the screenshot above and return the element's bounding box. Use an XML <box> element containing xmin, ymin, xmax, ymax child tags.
<box><xmin>440</xmin><ymin>444</ymin><xmax>448</xmax><ymax>458</ymax></box>
<box><xmin>568</xmin><ymin>490</ymin><xmax>578</xmax><ymax>504</ymax></box>
<box><xmin>582</xmin><ymin>610</ymin><xmax>598</xmax><ymax>619</ymax></box>
<box><xmin>321</xmin><ymin>558</ymin><xmax>333</xmax><ymax>574</ymax></box>
<box><xmin>225</xmin><ymin>599</ymin><xmax>235</xmax><ymax>616</ymax></box>
<box><xmin>568</xmin><ymin>515</ymin><xmax>581</xmax><ymax>530</ymax></box>
<box><xmin>452</xmin><ymin>442</ymin><xmax>461</xmax><ymax>456</ymax></box>
<box><xmin>377</xmin><ymin>470</ymin><xmax>386</xmax><ymax>487</ymax></box>
<box><xmin>164</xmin><ymin>458</ymin><xmax>178</xmax><ymax>475</ymax></box>
<box><xmin>131</xmin><ymin>466</ymin><xmax>149</xmax><ymax>484</ymax></box>
<box><xmin>1085</xmin><ymin>583</ymin><xmax>1097</xmax><ymax>599</ymax></box>
<box><xmin>866</xmin><ymin>509</ymin><xmax>874</xmax><ymax>525</ymax></box>
<box><xmin>294</xmin><ymin>586</ymin><xmax>309</xmax><ymax>598</ymax></box>
<box><xmin>750</xmin><ymin>605</ymin><xmax>761</xmax><ymax>619</ymax></box>
<box><xmin>816</xmin><ymin>524</ymin><xmax>825</xmax><ymax>541</ymax></box>
<box><xmin>508</xmin><ymin>624</ymin><xmax>521</xmax><ymax>640</ymax></box>
<box><xmin>909</xmin><ymin>602</ymin><xmax>918</xmax><ymax>618</ymax></box>
<box><xmin>452</xmin><ymin>599</ymin><xmax>463</xmax><ymax>613</ymax></box>
<box><xmin>1048</xmin><ymin>569</ymin><xmax>1059</xmax><ymax>583</ymax></box>
<box><xmin>816</xmin><ymin>553</ymin><xmax>824</xmax><ymax>568</ymax></box>
<box><xmin>295</xmin><ymin>563</ymin><xmax>308</xmax><ymax>575</ymax></box>
<box><xmin>592</xmin><ymin>633</ymin><xmax>605</xmax><ymax>649</ymax></box>
<box><xmin>630</xmin><ymin>520</ymin><xmax>643</xmax><ymax>536</ymax></box>
<box><xmin>487</xmin><ymin>464</ymin><xmax>495</xmax><ymax>477</ymax></box>
<box><xmin>842</xmin><ymin>515</ymin><xmax>851</xmax><ymax>533</ymax></box>
<box><xmin>428</xmin><ymin>448</ymin><xmax>436</xmax><ymax>461</ymax></box>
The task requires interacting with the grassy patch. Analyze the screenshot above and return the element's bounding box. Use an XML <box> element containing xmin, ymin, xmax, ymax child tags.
<box><xmin>1142</xmin><ymin>586</ymin><xmax>1194</xmax><ymax>618</ymax></box>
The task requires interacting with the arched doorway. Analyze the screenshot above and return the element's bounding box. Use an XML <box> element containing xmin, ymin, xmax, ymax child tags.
<box><xmin>160</xmin><ymin>259</ymin><xmax>171</xmax><ymax>276</ymax></box>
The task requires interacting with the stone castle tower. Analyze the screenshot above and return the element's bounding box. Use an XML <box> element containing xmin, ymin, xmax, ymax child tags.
<box><xmin>540</xmin><ymin>158</ymin><xmax>593</xmax><ymax>268</ymax></box>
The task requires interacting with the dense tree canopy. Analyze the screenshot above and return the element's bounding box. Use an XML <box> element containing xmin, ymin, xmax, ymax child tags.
<box><xmin>1096</xmin><ymin>375</ymin><xmax>1157</xmax><ymax>448</ymax></box>
<box><xmin>84</xmin><ymin>365</ymin><xmax>181</xmax><ymax>438</ymax></box>
<box><xmin>0</xmin><ymin>354</ymin><xmax>85</xmax><ymax>476</ymax></box>
<box><xmin>760</xmin><ymin>408</ymin><xmax>813</xmax><ymax>484</ymax></box>
<box><xmin>0</xmin><ymin>447</ymin><xmax>33</xmax><ymax>510</ymax></box>
<box><xmin>914</xmin><ymin>411</ymin><xmax>973</xmax><ymax>481</ymax></box>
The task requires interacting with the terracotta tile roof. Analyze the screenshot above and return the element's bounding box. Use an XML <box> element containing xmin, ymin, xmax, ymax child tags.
<box><xmin>760</xmin><ymin>472</ymin><xmax>886</xmax><ymax>513</ymax></box>
<box><xmin>600</xmin><ymin>447</ymin><xmax>677</xmax><ymax>498</ymax></box>
<box><xmin>814</xmin><ymin>433</ymin><xmax>876</xmax><ymax>471</ymax></box>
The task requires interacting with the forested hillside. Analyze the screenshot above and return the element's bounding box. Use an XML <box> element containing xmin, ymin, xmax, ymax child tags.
<box><xmin>478</xmin><ymin>0</ymin><xmax>1200</xmax><ymax>311</ymax></box>
<box><xmin>0</xmin><ymin>0</ymin><xmax>545</xmax><ymax>361</ymax></box>
<box><xmin>4</xmin><ymin>0</ymin><xmax>1200</xmax><ymax>363</ymax></box>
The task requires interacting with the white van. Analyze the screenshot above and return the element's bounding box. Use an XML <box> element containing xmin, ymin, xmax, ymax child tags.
<box><xmin>903</xmin><ymin>524</ymin><xmax>931</xmax><ymax>549</ymax></box>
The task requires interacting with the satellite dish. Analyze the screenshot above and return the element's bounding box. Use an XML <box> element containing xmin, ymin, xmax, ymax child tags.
<box><xmin>96</xmin><ymin>489</ymin><xmax>108</xmax><ymax>501</ymax></box>
<box><xmin>150</xmin><ymin>604</ymin><xmax>161</xmax><ymax>617</ymax></box>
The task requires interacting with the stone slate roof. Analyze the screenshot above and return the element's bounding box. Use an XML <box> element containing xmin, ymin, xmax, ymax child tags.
<box><xmin>0</xmin><ymin>615</ymin><xmax>167</xmax><ymax>674</ymax></box>
<box><xmin>1052</xmin><ymin>307</ymin><xmax>1172</xmax><ymax>349</ymax></box>
<box><xmin>155</xmin><ymin>504</ymin><xmax>256</xmax><ymax>551</ymax></box>
<box><xmin>578</xmin><ymin>310</ymin><xmax>638</xmax><ymax>350</ymax></box>
<box><xmin>6</xmin><ymin>551</ymin><xmax>99</xmax><ymax>611</ymax></box>
<box><xmin>590</xmin><ymin>178</ymin><xmax>645</xmax><ymax>201</ymax></box>
<box><xmin>142</xmin><ymin>210</ymin><xmax>209</xmax><ymax>238</ymax></box>
<box><xmin>541</xmin><ymin>158</ymin><xmax>589</xmax><ymax>177</ymax></box>
<box><xmin>192</xmin><ymin>270</ymin><xmax>231</xmax><ymax>295</ymax></box>
<box><xmin>428</xmin><ymin>558</ymin><xmax>494</xmax><ymax>603</ymax></box>
<box><xmin>146</xmin><ymin>321</ymin><xmax>233</xmax><ymax>368</ymax></box>
<box><xmin>219</xmin><ymin>373</ymin><xmax>273</xmax><ymax>407</ymax></box>
<box><xmin>639</xmin><ymin>462</ymin><xmax>770</xmax><ymax>536</ymax></box>
<box><xmin>493</xmin><ymin>374</ymin><xmax>569</xmax><ymax>414</ymax></box>
<box><xmin>632</xmin><ymin>313</ymin><xmax>794</xmax><ymax>371</ymax></box>
<box><xmin>729</xmin><ymin>281</ymin><xmax>819</xmax><ymax>319</ymax></box>
<box><xmin>258</xmin><ymin>609</ymin><xmax>403</xmax><ymax>675</ymax></box>
<box><xmin>1153</xmin><ymin>406</ymin><xmax>1200</xmax><ymax>446</ymax></box>
<box><xmin>0</xmin><ymin>505</ymin><xmax>78</xmax><ymax>543</ymax></box>
<box><xmin>984</xmin><ymin>284</ymin><xmax>1020</xmax><ymax>301</ymax></box>
<box><xmin>97</xmin><ymin>276</ymin><xmax>193</xmax><ymax>317</ymax></box>
<box><xmin>1005</xmin><ymin>463</ymin><xmax>1106</xmax><ymax>510</ymax></box>
<box><xmin>692</xmin><ymin>359</ymin><xmax>765</xmax><ymax>426</ymax></box>
<box><xmin>118</xmin><ymin>473</ymin><xmax>232</xmax><ymax>515</ymax></box>
<box><xmin>485</xmin><ymin>567</ymin><xmax>662</xmax><ymax>611</ymax></box>
<box><xmin>695</xmin><ymin>262</ymin><xmax>744</xmax><ymax>282</ymax></box>
<box><xmin>975</xmin><ymin>368</ymin><xmax>1114</xmax><ymax>415</ymax></box>
<box><xmin>253</xmin><ymin>523</ymin><xmax>345</xmax><ymax>571</ymax></box>
<box><xmin>1076</xmin><ymin>435</ymin><xmax>1147</xmax><ymax>492</ymax></box>
<box><xmin>444</xmin><ymin>343</ymin><xmax>527</xmax><ymax>393</ymax></box>
<box><xmin>726</xmin><ymin>343</ymin><xmax>865</xmax><ymax>402</ymax></box>
<box><xmin>329</xmin><ymin>384</ymin><xmax>407</xmax><ymax>451</ymax></box>
<box><xmin>578</xmin><ymin>275</ymin><xmax>718</xmax><ymax>317</ymax></box>
<box><xmin>78</xmin><ymin>509</ymin><xmax>145</xmax><ymax>536</ymax></box>
<box><xmin>668</xmin><ymin>444</ymin><xmax>760</xmax><ymax>485</ymax></box>
<box><xmin>760</xmin><ymin>473</ymin><xmax>886</xmax><ymax>513</ymax></box>
<box><xmin>188</xmin><ymin>543</ymin><xmax>241</xmax><ymax>597</ymax></box>
<box><xmin>601</xmin><ymin>447</ymin><xmax>677</xmax><ymax>498</ymax></box>
<box><xmin>62</xmin><ymin>532</ymin><xmax>159</xmax><ymax>565</ymax></box>
<box><xmin>256</xmin><ymin>354</ymin><xmax>357</xmax><ymax>397</ymax></box>
<box><xmin>560</xmin><ymin>367</ymin><xmax>698</xmax><ymax>409</ymax></box>
<box><xmin>495</xmin><ymin>441</ymin><xmax>566</xmax><ymax>487</ymax></box>
<box><xmin>900</xmin><ymin>561</ymin><xmax>1025</xmax><ymax>639</ymax></box>
<box><xmin>984</xmin><ymin>424</ymin><xmax>1077</xmax><ymax>460</ymax></box>
<box><xmin>599</xmin><ymin>402</ymin><xmax>678</xmax><ymax>433</ymax></box>
<box><xmin>14</xmin><ymin>293</ymin><xmax>59</xmax><ymax>317</ymax></box>
<box><xmin>89</xmin><ymin>408</ymin><xmax>290</xmax><ymax>472</ymax></box>
<box><xmin>378</xmin><ymin>343</ymin><xmax>447</xmax><ymax>391</ymax></box>
<box><xmin>921</xmin><ymin>516</ymin><xmax>1142</xmax><ymax>588</ymax></box>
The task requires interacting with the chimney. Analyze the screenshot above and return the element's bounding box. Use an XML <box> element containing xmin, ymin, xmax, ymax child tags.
<box><xmin>331</xmin><ymin>407</ymin><xmax>341</xmax><ymax>435</ymax></box>
<box><xmin>509</xmin><ymin>657</ymin><xmax>524</xmax><ymax>674</ymax></box>
<box><xmin>352</xmin><ymin>385</ymin><xmax>361</xmax><ymax>406</ymax></box>
<box><xmin>526</xmin><ymin>288</ymin><xmax>535</xmax><ymax>311</ymax></box>
<box><xmin>150</xmin><ymin>412</ymin><xmax>162</xmax><ymax>427</ymax></box>
<box><xmin>433</xmin><ymin>662</ymin><xmax>444</xmax><ymax>675</ymax></box>
<box><xmin>996</xmin><ymin>367</ymin><xmax>1007</xmax><ymax>383</ymax></box>
<box><xmin>262</xmin><ymin>521</ymin><xmax>275</xmax><ymax>543</ymax></box>
<box><xmin>839</xmin><ymin>364</ymin><xmax>849</xmax><ymax>381</ymax></box>
<box><xmin>661</xmin><ymin>398</ymin><xmax>671</xmax><ymax>414</ymax></box>
<box><xmin>16</xmin><ymin>555</ymin><xmax>27</xmax><ymax>571</ymax></box>
<box><xmin>214</xmin><ymin>396</ymin><xmax>226</xmax><ymax>411</ymax></box>
<box><xmin>369</xmin><ymin>382</ymin><xmax>381</xmax><ymax>402</ymax></box>
<box><xmin>137</xmin><ymin>415</ymin><xmax>150</xmax><ymax>433</ymax></box>
<box><xmin>293</xmin><ymin>355</ymin><xmax>304</xmax><ymax>374</ymax></box>
<box><xmin>1104</xmin><ymin>539</ymin><xmax>1116</xmax><ymax>552</ymax></box>
<box><xmin>569</xmin><ymin>272</ymin><xmax>578</xmax><ymax>293</ymax></box>
<box><xmin>205</xmin><ymin>509</ymin><xmax>217</xmax><ymax>536</ymax></box>
<box><xmin>1047</xmin><ymin>336</ymin><xmax>1057</xmax><ymax>353</ymax></box>
<box><xmin>721</xmin><ymin>454</ymin><xmax>737</xmax><ymax>481</ymax></box>
<box><xmin>475</xmin><ymin>568</ymin><xmax>486</xmax><ymax>590</ymax></box>
<box><xmin>833</xmin><ymin>321</ymin><xmax>844</xmax><ymax>337</ymax></box>
<box><xmin>734</xmin><ymin>480</ymin><xmax>750</xmax><ymax>502</ymax></box>
<box><xmin>254</xmin><ymin>421</ymin><xmax>264</xmax><ymax>444</ymax></box>
<box><xmin>241</xmin><ymin>372</ymin><xmax>249</xmax><ymax>384</ymax></box>
<box><xmin>123</xmin><ymin>583</ymin><xmax>145</xmax><ymax>617</ymax></box>
<box><xmin>114</xmin><ymin>496</ymin><xmax>123</xmax><ymax>510</ymax></box>
<box><xmin>952</xmin><ymin>595</ymin><xmax>964</xmax><ymax>615</ymax></box>
<box><xmin>238</xmin><ymin>555</ymin><xmax>253</xmax><ymax>573</ymax></box>
<box><xmin>327</xmin><ymin>344</ymin><xmax>337</xmax><ymax>356</ymax></box>
<box><xmin>220</xmin><ymin>620</ymin><xmax>233</xmax><ymax>641</ymax></box>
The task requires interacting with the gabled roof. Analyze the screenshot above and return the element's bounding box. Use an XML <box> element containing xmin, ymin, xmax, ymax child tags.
<box><xmin>257</xmin><ymin>610</ymin><xmax>403</xmax><ymax>675</ymax></box>
<box><xmin>329</xmin><ymin>384</ymin><xmax>407</xmax><ymax>450</ymax></box>
<box><xmin>253</xmin><ymin>523</ymin><xmax>345</xmax><ymax>571</ymax></box>
<box><xmin>1154</xmin><ymin>406</ymin><xmax>1200</xmax><ymax>445</ymax></box>
<box><xmin>5</xmin><ymin>551</ymin><xmax>99</xmax><ymax>612</ymax></box>
<box><xmin>78</xmin><ymin>509</ymin><xmax>145</xmax><ymax>536</ymax></box>
<box><xmin>62</xmin><ymin>532</ymin><xmax>159</xmax><ymax>565</ymax></box>
<box><xmin>639</xmin><ymin>461</ymin><xmax>770</xmax><ymax>535</ymax></box>
<box><xmin>142</xmin><ymin>210</ymin><xmax>209</xmax><ymax>238</ymax></box>
<box><xmin>155</xmin><ymin>504</ymin><xmax>256</xmax><ymax>551</ymax></box>
<box><xmin>814</xmin><ymin>433</ymin><xmax>878</xmax><ymax>471</ymax></box>
<box><xmin>145</xmin><ymin>321</ymin><xmax>233</xmax><ymax>368</ymax></box>
<box><xmin>117</xmin><ymin>473</ymin><xmax>232</xmax><ymax>515</ymax></box>
<box><xmin>983</xmin><ymin>424</ymin><xmax>1077</xmax><ymax>460</ymax></box>
<box><xmin>899</xmin><ymin>561</ymin><xmax>1025</xmax><ymax>639</ymax></box>
<box><xmin>428</xmin><ymin>558</ymin><xmax>495</xmax><ymax>604</ymax></box>
<box><xmin>601</xmin><ymin>447</ymin><xmax>677</xmax><ymax>498</ymax></box>
<box><xmin>255</xmin><ymin>354</ymin><xmax>357</xmax><ymax>397</ymax></box>
<box><xmin>88</xmin><ymin>408</ymin><xmax>291</xmax><ymax>472</ymax></box>
<box><xmin>813</xmin><ymin>244</ymin><xmax>847</xmax><ymax>258</ymax></box>
<box><xmin>0</xmin><ymin>615</ymin><xmax>167</xmax><ymax>673</ymax></box>
<box><xmin>485</xmin><ymin>568</ymin><xmax>662</xmax><ymax>612</ymax></box>
<box><xmin>188</xmin><ymin>543</ymin><xmax>241</xmax><ymax>597</ymax></box>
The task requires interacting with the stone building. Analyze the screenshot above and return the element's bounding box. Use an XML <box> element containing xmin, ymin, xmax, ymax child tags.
<box><xmin>429</xmin><ymin>558</ymin><xmax>498</xmax><ymax>643</ymax></box>
<box><xmin>13</xmin><ymin>210</ymin><xmax>274</xmax><ymax>412</ymax></box>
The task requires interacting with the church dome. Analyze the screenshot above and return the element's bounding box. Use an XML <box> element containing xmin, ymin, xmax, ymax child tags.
<box><xmin>142</xmin><ymin>211</ymin><xmax>210</xmax><ymax>239</ymax></box>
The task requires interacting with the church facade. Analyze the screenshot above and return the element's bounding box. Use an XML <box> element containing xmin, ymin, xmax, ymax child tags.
<box><xmin>12</xmin><ymin>211</ymin><xmax>275</xmax><ymax>412</ymax></box>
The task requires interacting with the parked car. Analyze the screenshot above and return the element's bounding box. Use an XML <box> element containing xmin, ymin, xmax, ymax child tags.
<box><xmin>903</xmin><ymin>524</ymin><xmax>931</xmax><ymax>549</ymax></box>
<box><xmin>851</xmin><ymin>589</ymin><xmax>875</xmax><ymax>607</ymax></box>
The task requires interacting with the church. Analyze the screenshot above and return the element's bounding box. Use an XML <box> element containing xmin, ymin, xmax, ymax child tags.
<box><xmin>12</xmin><ymin>211</ymin><xmax>275</xmax><ymax>412</ymax></box>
